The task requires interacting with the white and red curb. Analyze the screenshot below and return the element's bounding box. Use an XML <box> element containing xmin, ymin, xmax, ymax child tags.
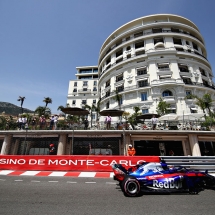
<box><xmin>0</xmin><ymin>170</ymin><xmax>214</xmax><ymax>178</ymax></box>
<box><xmin>0</xmin><ymin>170</ymin><xmax>114</xmax><ymax>178</ymax></box>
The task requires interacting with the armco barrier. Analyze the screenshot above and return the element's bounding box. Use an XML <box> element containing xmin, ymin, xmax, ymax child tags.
<box><xmin>0</xmin><ymin>155</ymin><xmax>160</xmax><ymax>172</ymax></box>
<box><xmin>160</xmin><ymin>156</ymin><xmax>215</xmax><ymax>173</ymax></box>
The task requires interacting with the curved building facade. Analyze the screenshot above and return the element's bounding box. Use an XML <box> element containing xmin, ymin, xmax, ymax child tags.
<box><xmin>98</xmin><ymin>14</ymin><xmax>214</xmax><ymax>118</ymax></box>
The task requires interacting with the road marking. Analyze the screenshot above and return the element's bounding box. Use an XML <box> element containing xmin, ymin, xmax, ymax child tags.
<box><xmin>48</xmin><ymin>181</ymin><xmax>58</xmax><ymax>183</ymax></box>
<box><xmin>31</xmin><ymin>180</ymin><xmax>40</xmax><ymax>183</ymax></box>
<box><xmin>85</xmin><ymin>182</ymin><xmax>96</xmax><ymax>184</ymax></box>
<box><xmin>67</xmin><ymin>181</ymin><xmax>77</xmax><ymax>183</ymax></box>
<box><xmin>14</xmin><ymin>180</ymin><xmax>23</xmax><ymax>182</ymax></box>
<box><xmin>106</xmin><ymin>182</ymin><xmax>117</xmax><ymax>185</ymax></box>
<box><xmin>0</xmin><ymin>179</ymin><xmax>6</xmax><ymax>181</ymax></box>
<box><xmin>79</xmin><ymin>172</ymin><xmax>96</xmax><ymax>177</ymax></box>
<box><xmin>21</xmin><ymin>171</ymin><xmax>40</xmax><ymax>176</ymax></box>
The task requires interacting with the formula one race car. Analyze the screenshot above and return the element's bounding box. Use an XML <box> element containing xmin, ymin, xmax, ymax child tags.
<box><xmin>112</xmin><ymin>161</ymin><xmax>215</xmax><ymax>197</ymax></box>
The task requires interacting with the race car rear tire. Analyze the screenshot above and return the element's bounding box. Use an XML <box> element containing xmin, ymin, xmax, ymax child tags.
<box><xmin>122</xmin><ymin>177</ymin><xmax>140</xmax><ymax>197</ymax></box>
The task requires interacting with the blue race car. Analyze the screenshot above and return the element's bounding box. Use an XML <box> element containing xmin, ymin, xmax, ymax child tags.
<box><xmin>112</xmin><ymin>161</ymin><xmax>215</xmax><ymax>197</ymax></box>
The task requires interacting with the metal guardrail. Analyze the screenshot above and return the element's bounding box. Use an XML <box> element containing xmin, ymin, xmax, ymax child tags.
<box><xmin>160</xmin><ymin>156</ymin><xmax>215</xmax><ymax>173</ymax></box>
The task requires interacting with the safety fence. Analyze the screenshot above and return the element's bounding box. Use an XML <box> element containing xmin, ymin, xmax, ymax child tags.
<box><xmin>0</xmin><ymin>155</ymin><xmax>215</xmax><ymax>172</ymax></box>
<box><xmin>161</xmin><ymin>156</ymin><xmax>215</xmax><ymax>173</ymax></box>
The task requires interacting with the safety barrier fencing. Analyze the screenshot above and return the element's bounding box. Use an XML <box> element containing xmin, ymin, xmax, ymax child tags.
<box><xmin>0</xmin><ymin>155</ymin><xmax>160</xmax><ymax>172</ymax></box>
<box><xmin>161</xmin><ymin>156</ymin><xmax>215</xmax><ymax>173</ymax></box>
<box><xmin>0</xmin><ymin>155</ymin><xmax>215</xmax><ymax>173</ymax></box>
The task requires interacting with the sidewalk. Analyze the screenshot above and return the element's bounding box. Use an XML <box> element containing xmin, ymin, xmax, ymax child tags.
<box><xmin>0</xmin><ymin>170</ymin><xmax>114</xmax><ymax>178</ymax></box>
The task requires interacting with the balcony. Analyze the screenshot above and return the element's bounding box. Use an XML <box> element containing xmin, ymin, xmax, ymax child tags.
<box><xmin>162</xmin><ymin>96</ymin><xmax>175</xmax><ymax>103</ymax></box>
<box><xmin>179</xmin><ymin>71</ymin><xmax>192</xmax><ymax>77</ymax></box>
<box><xmin>78</xmin><ymin>89</ymin><xmax>91</xmax><ymax>93</ymax></box>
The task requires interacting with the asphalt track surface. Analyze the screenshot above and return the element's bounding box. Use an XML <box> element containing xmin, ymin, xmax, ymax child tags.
<box><xmin>0</xmin><ymin>175</ymin><xmax>215</xmax><ymax>215</ymax></box>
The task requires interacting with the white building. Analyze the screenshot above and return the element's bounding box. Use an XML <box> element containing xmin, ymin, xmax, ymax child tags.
<box><xmin>67</xmin><ymin>66</ymin><xmax>99</xmax><ymax>123</ymax></box>
<box><xmin>68</xmin><ymin>14</ymin><xmax>215</xmax><ymax>122</ymax></box>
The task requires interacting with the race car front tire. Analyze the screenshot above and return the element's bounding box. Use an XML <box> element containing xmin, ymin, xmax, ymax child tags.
<box><xmin>122</xmin><ymin>177</ymin><xmax>140</xmax><ymax>197</ymax></box>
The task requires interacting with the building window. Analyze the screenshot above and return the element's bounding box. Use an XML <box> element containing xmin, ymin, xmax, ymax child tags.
<box><xmin>173</xmin><ymin>38</ymin><xmax>182</xmax><ymax>45</ymax></box>
<box><xmin>92</xmin><ymin>114</ymin><xmax>96</xmax><ymax>120</ymax></box>
<box><xmin>135</xmin><ymin>41</ymin><xmax>144</xmax><ymax>49</ymax></box>
<box><xmin>137</xmin><ymin>67</ymin><xmax>147</xmax><ymax>75</ymax></box>
<box><xmin>106</xmin><ymin>90</ymin><xmax>110</xmax><ymax>98</ymax></box>
<box><xmin>116</xmin><ymin>85</ymin><xmax>124</xmax><ymax>92</ymax></box>
<box><xmin>106</xmin><ymin>102</ymin><xmax>109</xmax><ymax>109</ymax></box>
<box><xmin>83</xmin><ymin>81</ymin><xmax>88</xmax><ymax>86</ymax></box>
<box><xmin>72</xmin><ymin>100</ymin><xmax>76</xmax><ymax>105</ymax></box>
<box><xmin>74</xmin><ymin>82</ymin><xmax>77</xmax><ymax>87</ymax></box>
<box><xmin>116</xmin><ymin>74</ymin><xmax>123</xmax><ymax>82</ymax></box>
<box><xmin>199</xmin><ymin>67</ymin><xmax>206</xmax><ymax>76</ymax></box>
<box><xmin>171</xmin><ymin>28</ymin><xmax>180</xmax><ymax>33</ymax></box>
<box><xmin>192</xmin><ymin>42</ymin><xmax>198</xmax><ymax>50</ymax></box>
<box><xmin>141</xmin><ymin>93</ymin><xmax>147</xmax><ymax>101</ymax></box>
<box><xmin>182</xmin><ymin>78</ymin><xmax>192</xmax><ymax>84</ymax></box>
<box><xmin>80</xmin><ymin>69</ymin><xmax>92</xmax><ymax>74</ymax></box>
<box><xmin>152</xmin><ymin>28</ymin><xmax>162</xmax><ymax>33</ymax></box>
<box><xmin>93</xmin><ymin>87</ymin><xmax>97</xmax><ymax>91</ymax></box>
<box><xmin>73</xmin><ymin>88</ymin><xmax>77</xmax><ymax>92</ymax></box>
<box><xmin>83</xmin><ymin>88</ymin><xmax>88</xmax><ymax>91</ymax></box>
<box><xmin>142</xmin><ymin>109</ymin><xmax>148</xmax><ymax>114</ymax></box>
<box><xmin>106</xmin><ymin>57</ymin><xmax>111</xmax><ymax>65</ymax></box>
<box><xmin>178</xmin><ymin>64</ymin><xmax>189</xmax><ymax>72</ymax></box>
<box><xmin>138</xmin><ymin>80</ymin><xmax>148</xmax><ymax>87</ymax></box>
<box><xmin>134</xmin><ymin>31</ymin><xmax>143</xmax><ymax>38</ymax></box>
<box><xmin>154</xmin><ymin>37</ymin><xmax>164</xmax><ymax>45</ymax></box>
<box><xmin>106</xmin><ymin>80</ymin><xmax>110</xmax><ymax>88</ymax></box>
<box><xmin>93</xmin><ymin>69</ymin><xmax>98</xmax><ymax>73</ymax></box>
<box><xmin>158</xmin><ymin>63</ymin><xmax>169</xmax><ymax>70</ymax></box>
<box><xmin>94</xmin><ymin>81</ymin><xmax>97</xmax><ymax>85</ymax></box>
<box><xmin>93</xmin><ymin>100</ymin><xmax>96</xmax><ymax>104</ymax></box>
<box><xmin>186</xmin><ymin>91</ymin><xmax>192</xmax><ymax>96</ymax></box>
<box><xmin>202</xmin><ymin>80</ymin><xmax>209</xmax><ymax>86</ymax></box>
<box><xmin>162</xmin><ymin>90</ymin><xmax>173</xmax><ymax>97</ymax></box>
<box><xmin>116</xmin><ymin>49</ymin><xmax>123</xmax><ymax>58</ymax></box>
<box><xmin>82</xmin><ymin>100</ymin><xmax>86</xmax><ymax>105</ymax></box>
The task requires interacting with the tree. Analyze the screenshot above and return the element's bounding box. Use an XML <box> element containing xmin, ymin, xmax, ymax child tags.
<box><xmin>113</xmin><ymin>90</ymin><xmax>122</xmax><ymax>110</ymax></box>
<box><xmin>127</xmin><ymin>106</ymin><xmax>141</xmax><ymax>129</ymax></box>
<box><xmin>43</xmin><ymin>97</ymin><xmax>52</xmax><ymax>108</ymax></box>
<box><xmin>35</xmin><ymin>106</ymin><xmax>51</xmax><ymax>118</ymax></box>
<box><xmin>57</xmin><ymin>105</ymin><xmax>64</xmax><ymax>111</ymax></box>
<box><xmin>94</xmin><ymin>98</ymin><xmax>101</xmax><ymax>122</ymax></box>
<box><xmin>17</xmin><ymin>96</ymin><xmax>25</xmax><ymax>114</ymax></box>
<box><xmin>85</xmin><ymin>104</ymin><xmax>95</xmax><ymax>127</ymax></box>
<box><xmin>185</xmin><ymin>93</ymin><xmax>214</xmax><ymax>119</ymax></box>
<box><xmin>156</xmin><ymin>98</ymin><xmax>170</xmax><ymax>116</ymax></box>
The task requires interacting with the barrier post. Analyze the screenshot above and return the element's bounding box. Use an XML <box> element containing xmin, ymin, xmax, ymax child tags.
<box><xmin>1</xmin><ymin>134</ymin><xmax>12</xmax><ymax>155</ymax></box>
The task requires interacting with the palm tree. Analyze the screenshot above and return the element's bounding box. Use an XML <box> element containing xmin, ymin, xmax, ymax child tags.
<box><xmin>35</xmin><ymin>106</ymin><xmax>51</xmax><ymax>118</ymax></box>
<box><xmin>43</xmin><ymin>97</ymin><xmax>52</xmax><ymax>108</ymax></box>
<box><xmin>185</xmin><ymin>93</ymin><xmax>214</xmax><ymax>118</ymax></box>
<box><xmin>85</xmin><ymin>104</ymin><xmax>95</xmax><ymax>127</ymax></box>
<box><xmin>94</xmin><ymin>98</ymin><xmax>101</xmax><ymax>122</ymax></box>
<box><xmin>113</xmin><ymin>90</ymin><xmax>122</xmax><ymax>110</ymax></box>
<box><xmin>156</xmin><ymin>98</ymin><xmax>170</xmax><ymax>116</ymax></box>
<box><xmin>17</xmin><ymin>96</ymin><xmax>25</xmax><ymax>114</ymax></box>
<box><xmin>57</xmin><ymin>105</ymin><xmax>64</xmax><ymax>112</ymax></box>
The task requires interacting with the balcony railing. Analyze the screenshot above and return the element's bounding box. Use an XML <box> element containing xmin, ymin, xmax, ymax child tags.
<box><xmin>78</xmin><ymin>89</ymin><xmax>91</xmax><ymax>93</ymax></box>
<box><xmin>99</xmin><ymin>28</ymin><xmax>204</xmax><ymax>64</ymax></box>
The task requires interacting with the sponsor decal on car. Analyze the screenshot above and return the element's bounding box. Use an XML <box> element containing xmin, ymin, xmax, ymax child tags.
<box><xmin>152</xmin><ymin>178</ymin><xmax>182</xmax><ymax>189</ymax></box>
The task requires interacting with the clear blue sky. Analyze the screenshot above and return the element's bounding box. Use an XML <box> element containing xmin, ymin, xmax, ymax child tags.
<box><xmin>0</xmin><ymin>0</ymin><xmax>215</xmax><ymax>113</ymax></box>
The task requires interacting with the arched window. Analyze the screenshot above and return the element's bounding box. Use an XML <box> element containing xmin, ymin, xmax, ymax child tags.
<box><xmin>162</xmin><ymin>90</ymin><xmax>173</xmax><ymax>97</ymax></box>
